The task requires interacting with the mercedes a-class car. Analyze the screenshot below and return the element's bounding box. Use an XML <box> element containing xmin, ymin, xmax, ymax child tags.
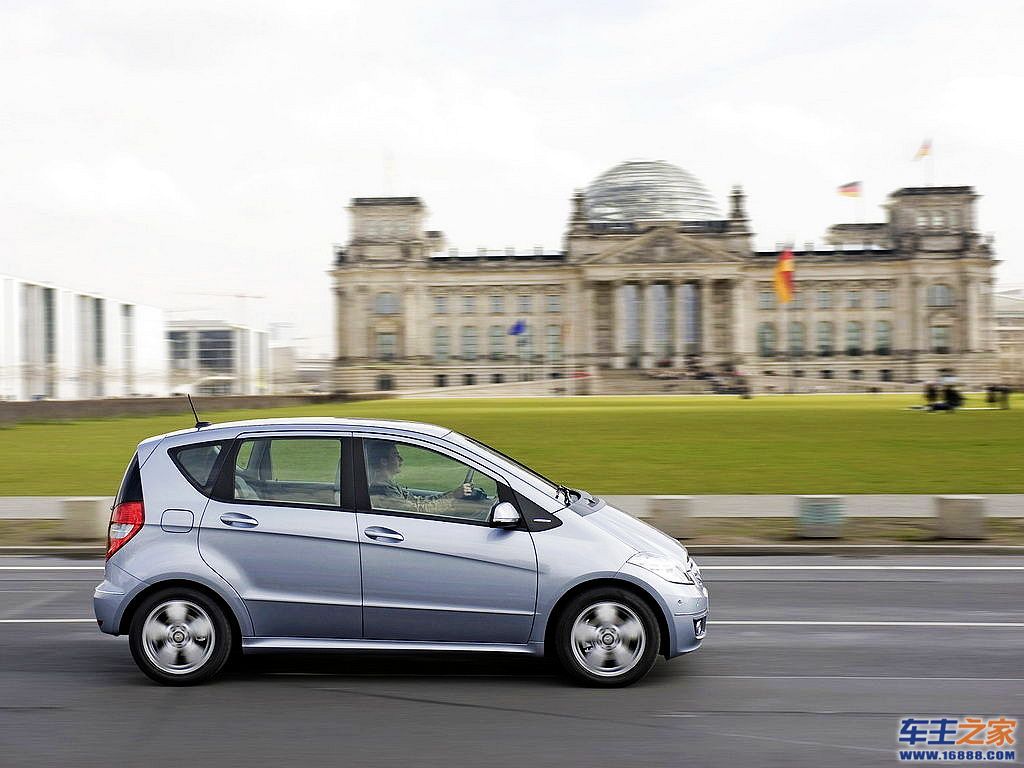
<box><xmin>94</xmin><ymin>418</ymin><xmax>709</xmax><ymax>686</ymax></box>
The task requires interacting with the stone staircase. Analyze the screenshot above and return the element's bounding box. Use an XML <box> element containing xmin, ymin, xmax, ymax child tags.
<box><xmin>593</xmin><ymin>369</ymin><xmax>715</xmax><ymax>395</ymax></box>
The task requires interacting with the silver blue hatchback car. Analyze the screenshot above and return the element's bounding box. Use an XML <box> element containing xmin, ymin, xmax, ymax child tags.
<box><xmin>94</xmin><ymin>418</ymin><xmax>709</xmax><ymax>686</ymax></box>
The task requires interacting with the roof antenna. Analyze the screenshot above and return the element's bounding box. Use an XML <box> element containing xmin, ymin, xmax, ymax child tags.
<box><xmin>187</xmin><ymin>394</ymin><xmax>211</xmax><ymax>429</ymax></box>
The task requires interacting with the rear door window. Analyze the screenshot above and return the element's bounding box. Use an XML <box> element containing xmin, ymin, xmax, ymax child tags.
<box><xmin>232</xmin><ymin>437</ymin><xmax>342</xmax><ymax>507</ymax></box>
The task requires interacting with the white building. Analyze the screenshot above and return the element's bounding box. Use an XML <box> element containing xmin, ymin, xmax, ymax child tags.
<box><xmin>0</xmin><ymin>274</ymin><xmax>168</xmax><ymax>400</ymax></box>
<box><xmin>167</xmin><ymin>320</ymin><xmax>269</xmax><ymax>395</ymax></box>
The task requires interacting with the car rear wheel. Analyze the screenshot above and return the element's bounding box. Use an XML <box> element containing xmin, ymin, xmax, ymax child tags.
<box><xmin>553</xmin><ymin>587</ymin><xmax>660</xmax><ymax>687</ymax></box>
<box><xmin>128</xmin><ymin>587</ymin><xmax>233</xmax><ymax>686</ymax></box>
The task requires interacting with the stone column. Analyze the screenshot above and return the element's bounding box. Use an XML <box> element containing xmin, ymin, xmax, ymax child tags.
<box><xmin>963</xmin><ymin>275</ymin><xmax>977</xmax><ymax>353</ymax></box>
<box><xmin>334</xmin><ymin>286</ymin><xmax>348</xmax><ymax>361</ymax></box>
<box><xmin>642</xmin><ymin>281</ymin><xmax>657</xmax><ymax>368</ymax></box>
<box><xmin>912</xmin><ymin>278</ymin><xmax>927</xmax><ymax>354</ymax></box>
<box><xmin>403</xmin><ymin>282</ymin><xmax>420</xmax><ymax>360</ymax></box>
<box><xmin>699</xmin><ymin>279</ymin><xmax>712</xmax><ymax>357</ymax></box>
<box><xmin>731</xmin><ymin>277</ymin><xmax>748</xmax><ymax>361</ymax></box>
<box><xmin>864</xmin><ymin>281</ymin><xmax>876</xmax><ymax>357</ymax></box>
<box><xmin>673</xmin><ymin>280</ymin><xmax>688</xmax><ymax>365</ymax></box>
<box><xmin>580</xmin><ymin>280</ymin><xmax>595</xmax><ymax>370</ymax></box>
<box><xmin>613</xmin><ymin>281</ymin><xmax>629</xmax><ymax>369</ymax></box>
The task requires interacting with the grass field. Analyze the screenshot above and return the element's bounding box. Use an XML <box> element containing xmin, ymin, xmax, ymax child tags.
<box><xmin>1</xmin><ymin>394</ymin><xmax>1022</xmax><ymax>496</ymax></box>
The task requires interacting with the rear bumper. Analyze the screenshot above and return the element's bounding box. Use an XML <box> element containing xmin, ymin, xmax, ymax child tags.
<box><xmin>92</xmin><ymin>563</ymin><xmax>144</xmax><ymax>635</ymax></box>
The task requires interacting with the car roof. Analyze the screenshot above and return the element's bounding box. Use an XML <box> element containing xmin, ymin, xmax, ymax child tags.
<box><xmin>146</xmin><ymin>417</ymin><xmax>453</xmax><ymax>444</ymax></box>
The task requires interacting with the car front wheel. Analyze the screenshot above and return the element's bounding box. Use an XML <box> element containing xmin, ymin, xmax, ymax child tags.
<box><xmin>128</xmin><ymin>587</ymin><xmax>233</xmax><ymax>686</ymax></box>
<box><xmin>553</xmin><ymin>588</ymin><xmax>661</xmax><ymax>687</ymax></box>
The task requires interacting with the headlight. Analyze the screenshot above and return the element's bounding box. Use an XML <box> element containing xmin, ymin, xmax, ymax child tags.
<box><xmin>627</xmin><ymin>552</ymin><xmax>694</xmax><ymax>584</ymax></box>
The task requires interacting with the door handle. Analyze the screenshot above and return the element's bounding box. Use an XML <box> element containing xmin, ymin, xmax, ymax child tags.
<box><xmin>363</xmin><ymin>526</ymin><xmax>404</xmax><ymax>543</ymax></box>
<box><xmin>220</xmin><ymin>511</ymin><xmax>259</xmax><ymax>528</ymax></box>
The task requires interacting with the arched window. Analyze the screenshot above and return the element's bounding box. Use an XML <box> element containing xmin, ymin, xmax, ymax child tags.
<box><xmin>846</xmin><ymin>321</ymin><xmax>864</xmax><ymax>355</ymax></box>
<box><xmin>757</xmin><ymin>322</ymin><xmax>777</xmax><ymax>357</ymax></box>
<box><xmin>461</xmin><ymin>326</ymin><xmax>478</xmax><ymax>360</ymax></box>
<box><xmin>788</xmin><ymin>322</ymin><xmax>806</xmax><ymax>356</ymax></box>
<box><xmin>930</xmin><ymin>325</ymin><xmax>951</xmax><ymax>354</ymax></box>
<box><xmin>489</xmin><ymin>325</ymin><xmax>505</xmax><ymax>360</ymax></box>
<box><xmin>816</xmin><ymin>321</ymin><xmax>834</xmax><ymax>356</ymax></box>
<box><xmin>375</xmin><ymin>332</ymin><xmax>396</xmax><ymax>361</ymax></box>
<box><xmin>927</xmin><ymin>284</ymin><xmax>954</xmax><ymax>307</ymax></box>
<box><xmin>375</xmin><ymin>292</ymin><xmax>399</xmax><ymax>315</ymax></box>
<box><xmin>875</xmin><ymin>320</ymin><xmax>892</xmax><ymax>355</ymax></box>
<box><xmin>433</xmin><ymin>327</ymin><xmax>449</xmax><ymax>362</ymax></box>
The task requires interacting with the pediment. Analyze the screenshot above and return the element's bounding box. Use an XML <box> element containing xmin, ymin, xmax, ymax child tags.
<box><xmin>577</xmin><ymin>227</ymin><xmax>744</xmax><ymax>265</ymax></box>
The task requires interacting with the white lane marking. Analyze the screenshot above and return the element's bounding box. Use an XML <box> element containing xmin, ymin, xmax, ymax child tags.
<box><xmin>701</xmin><ymin>565</ymin><xmax>1024</xmax><ymax>571</ymax></box>
<box><xmin>0</xmin><ymin>566</ymin><xmax>103</xmax><ymax>570</ymax></box>
<box><xmin>685</xmin><ymin>675</ymin><xmax>1024</xmax><ymax>681</ymax></box>
<box><xmin>712</xmin><ymin>620</ymin><xmax>1024</xmax><ymax>627</ymax></box>
<box><xmin>0</xmin><ymin>619</ymin><xmax>95</xmax><ymax>623</ymax></box>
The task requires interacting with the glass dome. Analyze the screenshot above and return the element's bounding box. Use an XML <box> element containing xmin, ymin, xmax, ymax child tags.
<box><xmin>584</xmin><ymin>160</ymin><xmax>720</xmax><ymax>222</ymax></box>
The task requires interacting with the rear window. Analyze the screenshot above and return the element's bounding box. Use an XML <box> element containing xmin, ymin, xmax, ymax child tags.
<box><xmin>170</xmin><ymin>441</ymin><xmax>228</xmax><ymax>492</ymax></box>
<box><xmin>115</xmin><ymin>455</ymin><xmax>143</xmax><ymax>505</ymax></box>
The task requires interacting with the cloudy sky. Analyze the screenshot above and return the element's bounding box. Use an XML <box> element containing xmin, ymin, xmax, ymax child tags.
<box><xmin>2</xmin><ymin>0</ymin><xmax>1021</xmax><ymax>354</ymax></box>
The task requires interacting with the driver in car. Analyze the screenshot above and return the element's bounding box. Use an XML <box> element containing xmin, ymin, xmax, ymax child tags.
<box><xmin>365</xmin><ymin>440</ymin><xmax>478</xmax><ymax>510</ymax></box>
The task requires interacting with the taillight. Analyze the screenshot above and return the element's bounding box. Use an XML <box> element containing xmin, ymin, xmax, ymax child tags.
<box><xmin>106</xmin><ymin>501</ymin><xmax>144</xmax><ymax>560</ymax></box>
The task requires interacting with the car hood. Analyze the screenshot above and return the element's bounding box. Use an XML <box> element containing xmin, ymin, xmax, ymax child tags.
<box><xmin>584</xmin><ymin>503</ymin><xmax>689</xmax><ymax>562</ymax></box>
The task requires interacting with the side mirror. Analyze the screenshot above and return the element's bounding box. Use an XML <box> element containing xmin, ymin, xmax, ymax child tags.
<box><xmin>490</xmin><ymin>501</ymin><xmax>521</xmax><ymax>528</ymax></box>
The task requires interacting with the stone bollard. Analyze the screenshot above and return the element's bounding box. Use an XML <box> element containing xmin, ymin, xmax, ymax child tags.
<box><xmin>933</xmin><ymin>495</ymin><xmax>987</xmax><ymax>540</ymax></box>
<box><xmin>647</xmin><ymin>495</ymin><xmax>694</xmax><ymax>539</ymax></box>
<box><xmin>797</xmin><ymin>495</ymin><xmax>845</xmax><ymax>538</ymax></box>
<box><xmin>62</xmin><ymin>497</ymin><xmax>113</xmax><ymax>542</ymax></box>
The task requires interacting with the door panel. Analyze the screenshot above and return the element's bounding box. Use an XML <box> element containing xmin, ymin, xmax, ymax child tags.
<box><xmin>200</xmin><ymin>499</ymin><xmax>362</xmax><ymax>638</ymax></box>
<box><xmin>357</xmin><ymin>512</ymin><xmax>538</xmax><ymax>642</ymax></box>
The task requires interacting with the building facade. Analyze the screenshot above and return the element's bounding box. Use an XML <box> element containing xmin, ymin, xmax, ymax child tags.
<box><xmin>0</xmin><ymin>274</ymin><xmax>167</xmax><ymax>400</ymax></box>
<box><xmin>994</xmin><ymin>289</ymin><xmax>1024</xmax><ymax>387</ymax></box>
<box><xmin>167</xmin><ymin>320</ymin><xmax>269</xmax><ymax>396</ymax></box>
<box><xmin>331</xmin><ymin>160</ymin><xmax>998</xmax><ymax>392</ymax></box>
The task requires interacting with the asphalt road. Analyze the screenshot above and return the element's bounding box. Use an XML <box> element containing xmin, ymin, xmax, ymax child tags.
<box><xmin>1</xmin><ymin>555</ymin><xmax>1021</xmax><ymax>768</ymax></box>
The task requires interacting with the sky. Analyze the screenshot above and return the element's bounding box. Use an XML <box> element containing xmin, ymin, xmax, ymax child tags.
<box><xmin>2</xmin><ymin>0</ymin><xmax>1022</xmax><ymax>355</ymax></box>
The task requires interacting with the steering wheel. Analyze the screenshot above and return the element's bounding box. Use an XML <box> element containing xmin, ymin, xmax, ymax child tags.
<box><xmin>454</xmin><ymin>467</ymin><xmax>492</xmax><ymax>501</ymax></box>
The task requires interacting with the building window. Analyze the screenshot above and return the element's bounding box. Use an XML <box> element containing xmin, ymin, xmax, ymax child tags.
<box><xmin>821</xmin><ymin>369</ymin><xmax>834</xmax><ymax>379</ymax></box>
<box><xmin>491</xmin><ymin>373</ymin><xmax>504</xmax><ymax>384</ymax></box>
<box><xmin>817</xmin><ymin>289</ymin><xmax>832</xmax><ymax>310</ymax></box>
<box><xmin>433</xmin><ymin>295</ymin><xmax>448</xmax><ymax>314</ymax></box>
<box><xmin>932</xmin><ymin>211</ymin><xmax>945</xmax><ymax>228</ymax></box>
<box><xmin>757</xmin><ymin>322</ymin><xmax>777</xmax><ymax>358</ymax></box>
<box><xmin>927</xmin><ymin>284</ymin><xmax>954</xmax><ymax>307</ymax></box>
<box><xmin>376</xmin><ymin>332</ymin><xmax>396</xmax><ymax>360</ymax></box>
<box><xmin>875</xmin><ymin>320</ymin><xmax>892</xmax><ymax>355</ymax></box>
<box><xmin>375</xmin><ymin>292</ymin><xmax>399</xmax><ymax>315</ymax></box>
<box><xmin>848</xmin><ymin>289</ymin><xmax>861</xmax><ymax>308</ymax></box>
<box><xmin>850</xmin><ymin>369</ymin><xmax>863</xmax><ymax>381</ymax></box>
<box><xmin>517</xmin><ymin>294</ymin><xmax>533</xmax><ymax>313</ymax></box>
<box><xmin>375</xmin><ymin>375</ymin><xmax>394</xmax><ymax>391</ymax></box>
<box><xmin>463</xmin><ymin>374</ymin><xmax>476</xmax><ymax>386</ymax></box>
<box><xmin>917</xmin><ymin>212</ymin><xmax>929</xmax><ymax>228</ymax></box>
<box><xmin>462</xmin><ymin>295</ymin><xmax>476</xmax><ymax>314</ymax></box>
<box><xmin>875</xmin><ymin>288</ymin><xmax>891</xmax><ymax>309</ymax></box>
<box><xmin>517</xmin><ymin>324</ymin><xmax>533</xmax><ymax>360</ymax></box>
<box><xmin>198</xmin><ymin>330</ymin><xmax>234</xmax><ymax>371</ymax></box>
<box><xmin>758</xmin><ymin>290</ymin><xmax>775</xmax><ymax>310</ymax></box>
<box><xmin>490</xmin><ymin>294</ymin><xmax>504</xmax><ymax>313</ymax></box>
<box><xmin>546</xmin><ymin>324</ymin><xmax>562</xmax><ymax>361</ymax></box>
<box><xmin>434</xmin><ymin>374</ymin><xmax>447</xmax><ymax>387</ymax></box>
<box><xmin>169</xmin><ymin>331</ymin><xmax>190</xmax><ymax>370</ymax></box>
<box><xmin>460</xmin><ymin>326</ymin><xmax>478</xmax><ymax>360</ymax></box>
<box><xmin>880</xmin><ymin>369</ymin><xmax>894</xmax><ymax>382</ymax></box>
<box><xmin>788</xmin><ymin>321</ymin><xmax>805</xmax><ymax>356</ymax></box>
<box><xmin>816</xmin><ymin>321</ymin><xmax>834</xmax><ymax>356</ymax></box>
<box><xmin>546</xmin><ymin>294</ymin><xmax>561</xmax><ymax>313</ymax></box>
<box><xmin>792</xmin><ymin>290</ymin><xmax>805</xmax><ymax>309</ymax></box>
<box><xmin>489</xmin><ymin>325</ymin><xmax>505</xmax><ymax>360</ymax></box>
<box><xmin>930</xmin><ymin>325</ymin><xmax>951</xmax><ymax>354</ymax></box>
<box><xmin>846</xmin><ymin>321</ymin><xmax>864</xmax><ymax>355</ymax></box>
<box><xmin>948</xmin><ymin>210</ymin><xmax>959</xmax><ymax>228</ymax></box>
<box><xmin>433</xmin><ymin>327</ymin><xmax>449</xmax><ymax>362</ymax></box>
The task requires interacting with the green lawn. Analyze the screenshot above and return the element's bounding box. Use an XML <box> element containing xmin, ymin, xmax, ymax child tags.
<box><xmin>1</xmin><ymin>394</ymin><xmax>1022</xmax><ymax>496</ymax></box>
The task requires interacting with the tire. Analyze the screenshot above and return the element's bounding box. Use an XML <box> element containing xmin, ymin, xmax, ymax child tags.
<box><xmin>552</xmin><ymin>587</ymin><xmax>661</xmax><ymax>687</ymax></box>
<box><xmin>128</xmin><ymin>587</ymin><xmax>233</xmax><ymax>686</ymax></box>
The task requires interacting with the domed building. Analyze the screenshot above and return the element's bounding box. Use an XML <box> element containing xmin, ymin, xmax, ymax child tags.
<box><xmin>331</xmin><ymin>160</ymin><xmax>996</xmax><ymax>393</ymax></box>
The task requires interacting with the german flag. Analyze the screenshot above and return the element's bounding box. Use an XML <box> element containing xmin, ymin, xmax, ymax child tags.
<box><xmin>837</xmin><ymin>181</ymin><xmax>861</xmax><ymax>198</ymax></box>
<box><xmin>774</xmin><ymin>249</ymin><xmax>795</xmax><ymax>304</ymax></box>
<box><xmin>914</xmin><ymin>139</ymin><xmax>931</xmax><ymax>161</ymax></box>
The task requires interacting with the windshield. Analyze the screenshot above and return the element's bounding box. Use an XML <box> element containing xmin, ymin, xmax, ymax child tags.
<box><xmin>447</xmin><ymin>432</ymin><xmax>563</xmax><ymax>500</ymax></box>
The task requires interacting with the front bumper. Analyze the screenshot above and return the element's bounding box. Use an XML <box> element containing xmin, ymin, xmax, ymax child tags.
<box><xmin>618</xmin><ymin>561</ymin><xmax>710</xmax><ymax>658</ymax></box>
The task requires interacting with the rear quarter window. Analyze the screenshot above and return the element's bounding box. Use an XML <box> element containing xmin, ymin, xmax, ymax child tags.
<box><xmin>170</xmin><ymin>441</ymin><xmax>229</xmax><ymax>493</ymax></box>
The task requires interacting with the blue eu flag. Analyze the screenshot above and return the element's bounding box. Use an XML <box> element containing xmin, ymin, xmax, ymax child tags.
<box><xmin>508</xmin><ymin>320</ymin><xmax>526</xmax><ymax>336</ymax></box>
